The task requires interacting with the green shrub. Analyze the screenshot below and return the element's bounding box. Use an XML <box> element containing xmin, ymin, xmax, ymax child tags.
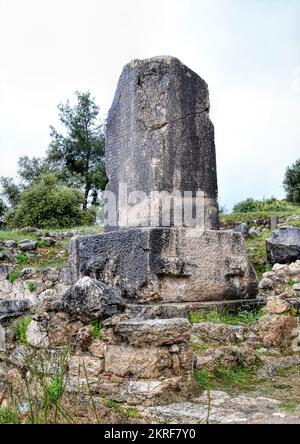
<box><xmin>27</xmin><ymin>282</ymin><xmax>36</xmax><ymax>293</ymax></box>
<box><xmin>13</xmin><ymin>316</ymin><xmax>31</xmax><ymax>344</ymax></box>
<box><xmin>0</xmin><ymin>407</ymin><xmax>21</xmax><ymax>424</ymax></box>
<box><xmin>91</xmin><ymin>319</ymin><xmax>103</xmax><ymax>338</ymax></box>
<box><xmin>233</xmin><ymin>197</ymin><xmax>290</xmax><ymax>213</ymax></box>
<box><xmin>189</xmin><ymin>308</ymin><xmax>264</xmax><ymax>326</ymax></box>
<box><xmin>46</xmin><ymin>376</ymin><xmax>64</xmax><ymax>403</ymax></box>
<box><xmin>16</xmin><ymin>254</ymin><xmax>29</xmax><ymax>264</ymax></box>
<box><xmin>7</xmin><ymin>271</ymin><xmax>19</xmax><ymax>283</ymax></box>
<box><xmin>283</xmin><ymin>159</ymin><xmax>300</xmax><ymax>204</ymax></box>
<box><xmin>5</xmin><ymin>173</ymin><xmax>84</xmax><ymax>229</ymax></box>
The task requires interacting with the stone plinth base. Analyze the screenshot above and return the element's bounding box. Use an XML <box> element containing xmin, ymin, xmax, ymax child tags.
<box><xmin>68</xmin><ymin>227</ymin><xmax>258</xmax><ymax>303</ymax></box>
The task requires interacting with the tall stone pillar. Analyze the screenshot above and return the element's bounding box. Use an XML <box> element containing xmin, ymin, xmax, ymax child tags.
<box><xmin>105</xmin><ymin>56</ymin><xmax>219</xmax><ymax>230</ymax></box>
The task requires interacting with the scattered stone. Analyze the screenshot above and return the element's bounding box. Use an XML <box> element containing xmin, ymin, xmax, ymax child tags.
<box><xmin>192</xmin><ymin>322</ymin><xmax>239</xmax><ymax>344</ymax></box>
<box><xmin>74</xmin><ymin>326</ymin><xmax>93</xmax><ymax>351</ymax></box>
<box><xmin>194</xmin><ymin>345</ymin><xmax>257</xmax><ymax>371</ymax></box>
<box><xmin>292</xmin><ymin>283</ymin><xmax>300</xmax><ymax>292</ymax></box>
<box><xmin>249</xmin><ymin>227</ymin><xmax>261</xmax><ymax>237</ymax></box>
<box><xmin>257</xmin><ymin>314</ymin><xmax>299</xmax><ymax>347</ymax></box>
<box><xmin>5</xmin><ymin>240</ymin><xmax>17</xmax><ymax>248</ymax></box>
<box><xmin>265</xmin><ymin>300</ymin><xmax>291</xmax><ymax>314</ymax></box>
<box><xmin>26</xmin><ymin>320</ymin><xmax>49</xmax><ymax>348</ymax></box>
<box><xmin>114</xmin><ymin>318</ymin><xmax>191</xmax><ymax>347</ymax></box>
<box><xmin>266</xmin><ymin>227</ymin><xmax>300</xmax><ymax>264</ymax></box>
<box><xmin>68</xmin><ymin>355</ymin><xmax>104</xmax><ymax>378</ymax></box>
<box><xmin>233</xmin><ymin>223</ymin><xmax>249</xmax><ymax>237</ymax></box>
<box><xmin>18</xmin><ymin>240</ymin><xmax>38</xmax><ymax>251</ymax></box>
<box><xmin>0</xmin><ymin>299</ymin><xmax>31</xmax><ymax>321</ymax></box>
<box><xmin>257</xmin><ymin>355</ymin><xmax>300</xmax><ymax>377</ymax></box>
<box><xmin>104</xmin><ymin>345</ymin><xmax>172</xmax><ymax>379</ymax></box>
<box><xmin>63</xmin><ymin>277</ymin><xmax>126</xmax><ymax>321</ymax></box>
<box><xmin>89</xmin><ymin>339</ymin><xmax>106</xmax><ymax>358</ymax></box>
<box><xmin>258</xmin><ymin>278</ymin><xmax>273</xmax><ymax>290</ymax></box>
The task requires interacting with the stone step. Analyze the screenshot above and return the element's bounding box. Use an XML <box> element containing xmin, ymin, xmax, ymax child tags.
<box><xmin>114</xmin><ymin>318</ymin><xmax>191</xmax><ymax>346</ymax></box>
<box><xmin>126</xmin><ymin>298</ymin><xmax>265</xmax><ymax>319</ymax></box>
<box><xmin>0</xmin><ymin>299</ymin><xmax>31</xmax><ymax>322</ymax></box>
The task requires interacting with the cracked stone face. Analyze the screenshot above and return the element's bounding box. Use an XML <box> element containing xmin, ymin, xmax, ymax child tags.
<box><xmin>105</xmin><ymin>56</ymin><xmax>219</xmax><ymax>230</ymax></box>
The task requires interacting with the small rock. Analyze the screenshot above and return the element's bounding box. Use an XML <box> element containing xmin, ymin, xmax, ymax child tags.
<box><xmin>63</xmin><ymin>277</ymin><xmax>126</xmax><ymax>321</ymax></box>
<box><xmin>5</xmin><ymin>240</ymin><xmax>17</xmax><ymax>248</ymax></box>
<box><xmin>249</xmin><ymin>227</ymin><xmax>261</xmax><ymax>237</ymax></box>
<box><xmin>258</xmin><ymin>278</ymin><xmax>273</xmax><ymax>290</ymax></box>
<box><xmin>265</xmin><ymin>300</ymin><xmax>291</xmax><ymax>314</ymax></box>
<box><xmin>292</xmin><ymin>283</ymin><xmax>300</xmax><ymax>292</ymax></box>
<box><xmin>258</xmin><ymin>314</ymin><xmax>299</xmax><ymax>347</ymax></box>
<box><xmin>18</xmin><ymin>240</ymin><xmax>38</xmax><ymax>251</ymax></box>
<box><xmin>26</xmin><ymin>320</ymin><xmax>49</xmax><ymax>348</ymax></box>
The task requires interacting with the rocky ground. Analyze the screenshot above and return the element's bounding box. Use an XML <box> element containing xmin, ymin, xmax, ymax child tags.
<box><xmin>0</xmin><ymin>217</ymin><xmax>300</xmax><ymax>424</ymax></box>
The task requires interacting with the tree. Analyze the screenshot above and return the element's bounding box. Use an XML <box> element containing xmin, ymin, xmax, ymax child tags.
<box><xmin>17</xmin><ymin>156</ymin><xmax>49</xmax><ymax>186</ymax></box>
<box><xmin>283</xmin><ymin>159</ymin><xmax>300</xmax><ymax>204</ymax></box>
<box><xmin>0</xmin><ymin>198</ymin><xmax>7</xmax><ymax>223</ymax></box>
<box><xmin>0</xmin><ymin>177</ymin><xmax>22</xmax><ymax>207</ymax></box>
<box><xmin>47</xmin><ymin>91</ymin><xmax>107</xmax><ymax>209</ymax></box>
<box><xmin>5</xmin><ymin>173</ymin><xmax>86</xmax><ymax>229</ymax></box>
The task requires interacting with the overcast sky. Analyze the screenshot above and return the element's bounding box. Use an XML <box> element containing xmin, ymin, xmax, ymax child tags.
<box><xmin>0</xmin><ymin>0</ymin><xmax>299</xmax><ymax>210</ymax></box>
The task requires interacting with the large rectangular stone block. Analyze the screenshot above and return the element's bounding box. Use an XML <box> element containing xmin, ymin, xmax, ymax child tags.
<box><xmin>68</xmin><ymin>227</ymin><xmax>258</xmax><ymax>303</ymax></box>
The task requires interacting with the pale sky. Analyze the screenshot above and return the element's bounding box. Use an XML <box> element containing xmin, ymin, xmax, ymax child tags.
<box><xmin>0</xmin><ymin>0</ymin><xmax>299</xmax><ymax>210</ymax></box>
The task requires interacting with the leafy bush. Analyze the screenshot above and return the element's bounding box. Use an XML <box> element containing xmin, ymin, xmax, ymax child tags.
<box><xmin>233</xmin><ymin>197</ymin><xmax>290</xmax><ymax>213</ymax></box>
<box><xmin>7</xmin><ymin>271</ymin><xmax>19</xmax><ymax>283</ymax></box>
<box><xmin>283</xmin><ymin>159</ymin><xmax>300</xmax><ymax>204</ymax></box>
<box><xmin>91</xmin><ymin>319</ymin><xmax>102</xmax><ymax>338</ymax></box>
<box><xmin>5</xmin><ymin>174</ymin><xmax>85</xmax><ymax>229</ymax></box>
<box><xmin>13</xmin><ymin>316</ymin><xmax>31</xmax><ymax>344</ymax></box>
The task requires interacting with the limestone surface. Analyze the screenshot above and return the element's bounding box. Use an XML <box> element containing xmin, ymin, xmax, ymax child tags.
<box><xmin>68</xmin><ymin>227</ymin><xmax>258</xmax><ymax>303</ymax></box>
<box><xmin>105</xmin><ymin>56</ymin><xmax>219</xmax><ymax>230</ymax></box>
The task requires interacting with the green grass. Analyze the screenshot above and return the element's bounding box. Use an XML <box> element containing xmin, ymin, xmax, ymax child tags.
<box><xmin>46</xmin><ymin>376</ymin><xmax>64</xmax><ymax>403</ymax></box>
<box><xmin>125</xmin><ymin>408</ymin><xmax>140</xmax><ymax>419</ymax></box>
<box><xmin>16</xmin><ymin>254</ymin><xmax>29</xmax><ymax>265</ymax></box>
<box><xmin>13</xmin><ymin>316</ymin><xmax>31</xmax><ymax>344</ymax></box>
<box><xmin>191</xmin><ymin>340</ymin><xmax>213</xmax><ymax>355</ymax></box>
<box><xmin>91</xmin><ymin>319</ymin><xmax>103</xmax><ymax>338</ymax></box>
<box><xmin>280</xmin><ymin>400</ymin><xmax>300</xmax><ymax>413</ymax></box>
<box><xmin>7</xmin><ymin>271</ymin><xmax>19</xmax><ymax>283</ymax></box>
<box><xmin>189</xmin><ymin>308</ymin><xmax>264</xmax><ymax>326</ymax></box>
<box><xmin>27</xmin><ymin>281</ymin><xmax>36</xmax><ymax>293</ymax></box>
<box><xmin>104</xmin><ymin>399</ymin><xmax>121</xmax><ymax>410</ymax></box>
<box><xmin>220</xmin><ymin>205</ymin><xmax>300</xmax><ymax>225</ymax></box>
<box><xmin>194</xmin><ymin>365</ymin><xmax>259</xmax><ymax>391</ymax></box>
<box><xmin>0</xmin><ymin>407</ymin><xmax>21</xmax><ymax>424</ymax></box>
<box><xmin>0</xmin><ymin>229</ymin><xmax>37</xmax><ymax>242</ymax></box>
<box><xmin>104</xmin><ymin>400</ymin><xmax>140</xmax><ymax>419</ymax></box>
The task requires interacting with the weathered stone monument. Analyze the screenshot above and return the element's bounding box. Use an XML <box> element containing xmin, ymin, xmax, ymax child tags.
<box><xmin>105</xmin><ymin>56</ymin><xmax>219</xmax><ymax>230</ymax></box>
<box><xmin>68</xmin><ymin>56</ymin><xmax>258</xmax><ymax>305</ymax></box>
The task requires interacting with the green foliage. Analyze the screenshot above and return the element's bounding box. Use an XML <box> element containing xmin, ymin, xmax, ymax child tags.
<box><xmin>46</xmin><ymin>376</ymin><xmax>64</xmax><ymax>403</ymax></box>
<box><xmin>47</xmin><ymin>91</ymin><xmax>107</xmax><ymax>209</ymax></box>
<box><xmin>17</xmin><ymin>156</ymin><xmax>49</xmax><ymax>187</ymax></box>
<box><xmin>189</xmin><ymin>308</ymin><xmax>264</xmax><ymax>326</ymax></box>
<box><xmin>125</xmin><ymin>408</ymin><xmax>140</xmax><ymax>419</ymax></box>
<box><xmin>104</xmin><ymin>399</ymin><xmax>121</xmax><ymax>410</ymax></box>
<box><xmin>16</xmin><ymin>254</ymin><xmax>29</xmax><ymax>265</ymax></box>
<box><xmin>195</xmin><ymin>365</ymin><xmax>259</xmax><ymax>391</ymax></box>
<box><xmin>0</xmin><ymin>407</ymin><xmax>21</xmax><ymax>424</ymax></box>
<box><xmin>91</xmin><ymin>319</ymin><xmax>102</xmax><ymax>338</ymax></box>
<box><xmin>7</xmin><ymin>271</ymin><xmax>19</xmax><ymax>283</ymax></box>
<box><xmin>233</xmin><ymin>197</ymin><xmax>290</xmax><ymax>213</ymax></box>
<box><xmin>13</xmin><ymin>316</ymin><xmax>31</xmax><ymax>344</ymax></box>
<box><xmin>0</xmin><ymin>177</ymin><xmax>22</xmax><ymax>207</ymax></box>
<box><xmin>27</xmin><ymin>282</ymin><xmax>36</xmax><ymax>293</ymax></box>
<box><xmin>0</xmin><ymin>198</ymin><xmax>7</xmax><ymax>222</ymax></box>
<box><xmin>283</xmin><ymin>159</ymin><xmax>300</xmax><ymax>204</ymax></box>
<box><xmin>6</xmin><ymin>173</ymin><xmax>84</xmax><ymax>229</ymax></box>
